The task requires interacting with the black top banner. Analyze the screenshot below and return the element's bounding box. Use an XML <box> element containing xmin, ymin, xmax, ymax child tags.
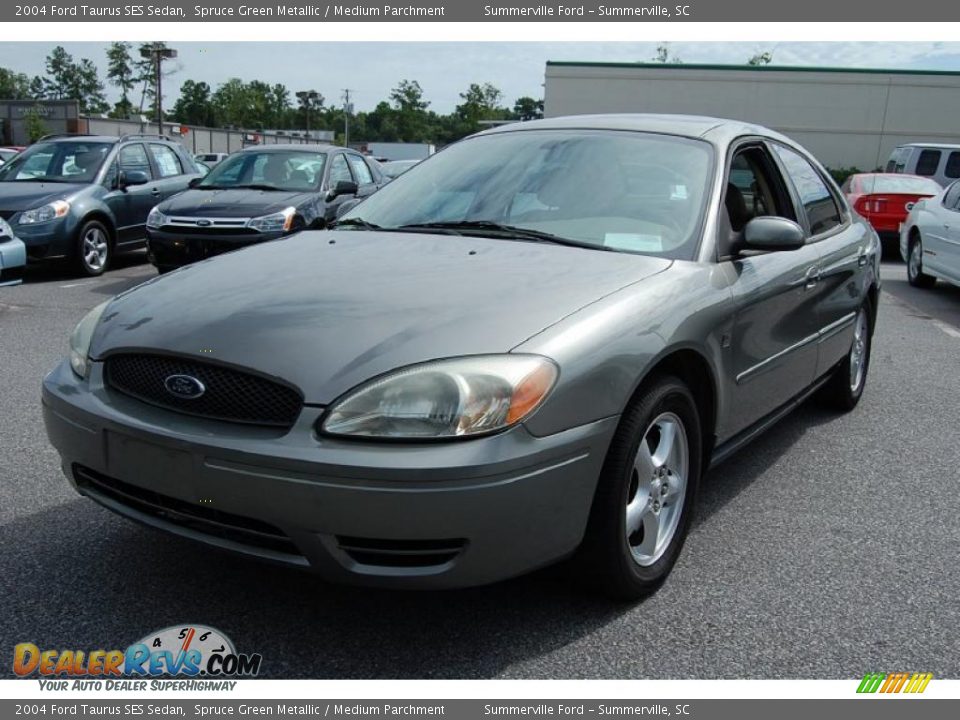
<box><xmin>4</xmin><ymin>0</ymin><xmax>958</xmax><ymax>22</ymax></box>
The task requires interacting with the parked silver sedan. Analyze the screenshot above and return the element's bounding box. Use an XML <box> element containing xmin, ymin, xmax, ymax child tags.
<box><xmin>901</xmin><ymin>179</ymin><xmax>960</xmax><ymax>288</ymax></box>
<box><xmin>42</xmin><ymin>115</ymin><xmax>880</xmax><ymax>598</ymax></box>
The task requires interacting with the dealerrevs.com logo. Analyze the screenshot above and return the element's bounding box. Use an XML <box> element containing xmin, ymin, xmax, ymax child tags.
<box><xmin>857</xmin><ymin>672</ymin><xmax>933</xmax><ymax>694</ymax></box>
<box><xmin>13</xmin><ymin>625</ymin><xmax>262</xmax><ymax>689</ymax></box>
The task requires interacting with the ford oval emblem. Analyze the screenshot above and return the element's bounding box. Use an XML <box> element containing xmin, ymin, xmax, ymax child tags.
<box><xmin>196</xmin><ymin>219</ymin><xmax>212</xmax><ymax>227</ymax></box>
<box><xmin>164</xmin><ymin>374</ymin><xmax>206</xmax><ymax>399</ymax></box>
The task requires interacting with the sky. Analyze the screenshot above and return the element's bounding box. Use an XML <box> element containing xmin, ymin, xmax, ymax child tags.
<box><xmin>2</xmin><ymin>41</ymin><xmax>960</xmax><ymax>114</ymax></box>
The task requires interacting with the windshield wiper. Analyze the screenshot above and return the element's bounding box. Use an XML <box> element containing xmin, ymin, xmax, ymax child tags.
<box><xmin>231</xmin><ymin>183</ymin><xmax>280</xmax><ymax>191</ymax></box>
<box><xmin>330</xmin><ymin>217</ymin><xmax>382</xmax><ymax>230</ymax></box>
<box><xmin>392</xmin><ymin>221</ymin><xmax>613</xmax><ymax>250</ymax></box>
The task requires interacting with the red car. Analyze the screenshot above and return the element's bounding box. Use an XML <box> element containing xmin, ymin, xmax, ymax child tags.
<box><xmin>843</xmin><ymin>173</ymin><xmax>942</xmax><ymax>255</ymax></box>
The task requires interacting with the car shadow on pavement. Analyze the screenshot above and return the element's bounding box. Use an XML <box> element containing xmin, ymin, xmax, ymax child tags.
<box><xmin>695</xmin><ymin>399</ymin><xmax>839</xmax><ymax>526</ymax></box>
<box><xmin>1</xmin><ymin>400</ymin><xmax>839</xmax><ymax>680</ymax></box>
<box><xmin>22</xmin><ymin>250</ymin><xmax>149</xmax><ymax>285</ymax></box>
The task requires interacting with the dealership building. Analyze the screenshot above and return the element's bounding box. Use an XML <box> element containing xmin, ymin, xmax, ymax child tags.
<box><xmin>543</xmin><ymin>62</ymin><xmax>960</xmax><ymax>171</ymax></box>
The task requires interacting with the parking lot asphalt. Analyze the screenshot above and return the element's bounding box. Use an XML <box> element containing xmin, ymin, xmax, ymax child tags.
<box><xmin>1</xmin><ymin>255</ymin><xmax>958</xmax><ymax>679</ymax></box>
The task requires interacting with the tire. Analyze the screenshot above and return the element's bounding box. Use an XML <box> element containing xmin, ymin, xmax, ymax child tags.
<box><xmin>819</xmin><ymin>299</ymin><xmax>873</xmax><ymax>412</ymax></box>
<box><xmin>74</xmin><ymin>219</ymin><xmax>112</xmax><ymax>277</ymax></box>
<box><xmin>575</xmin><ymin>375</ymin><xmax>702</xmax><ymax>600</ymax></box>
<box><xmin>907</xmin><ymin>235</ymin><xmax>936</xmax><ymax>288</ymax></box>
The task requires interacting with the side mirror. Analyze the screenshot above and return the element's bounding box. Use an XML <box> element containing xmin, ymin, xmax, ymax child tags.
<box><xmin>188</xmin><ymin>177</ymin><xmax>202</xmax><ymax>188</ymax></box>
<box><xmin>742</xmin><ymin>216</ymin><xmax>806</xmax><ymax>252</ymax></box>
<box><xmin>328</xmin><ymin>180</ymin><xmax>358</xmax><ymax>200</ymax></box>
<box><xmin>119</xmin><ymin>169</ymin><xmax>149</xmax><ymax>189</ymax></box>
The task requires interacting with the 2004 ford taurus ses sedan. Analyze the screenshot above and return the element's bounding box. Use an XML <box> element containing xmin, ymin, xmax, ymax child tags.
<box><xmin>42</xmin><ymin>115</ymin><xmax>880</xmax><ymax>598</ymax></box>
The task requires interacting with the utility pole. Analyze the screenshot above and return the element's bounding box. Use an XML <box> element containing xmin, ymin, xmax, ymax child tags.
<box><xmin>342</xmin><ymin>89</ymin><xmax>352</xmax><ymax>147</ymax></box>
<box><xmin>140</xmin><ymin>45</ymin><xmax>177</xmax><ymax>136</ymax></box>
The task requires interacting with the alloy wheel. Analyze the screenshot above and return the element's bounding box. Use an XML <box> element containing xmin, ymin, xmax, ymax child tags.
<box><xmin>849</xmin><ymin>308</ymin><xmax>869</xmax><ymax>393</ymax></box>
<box><xmin>625</xmin><ymin>412</ymin><xmax>689</xmax><ymax>566</ymax></box>
<box><xmin>82</xmin><ymin>227</ymin><xmax>109</xmax><ymax>272</ymax></box>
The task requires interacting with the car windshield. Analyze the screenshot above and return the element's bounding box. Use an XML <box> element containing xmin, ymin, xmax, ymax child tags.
<box><xmin>198</xmin><ymin>150</ymin><xmax>325</xmax><ymax>191</ymax></box>
<box><xmin>340</xmin><ymin>130</ymin><xmax>713</xmax><ymax>259</ymax></box>
<box><xmin>0</xmin><ymin>141</ymin><xmax>112</xmax><ymax>183</ymax></box>
<box><xmin>860</xmin><ymin>175</ymin><xmax>942</xmax><ymax>194</ymax></box>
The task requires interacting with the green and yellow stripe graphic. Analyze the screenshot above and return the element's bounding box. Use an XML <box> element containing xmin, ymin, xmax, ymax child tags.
<box><xmin>857</xmin><ymin>672</ymin><xmax>933</xmax><ymax>694</ymax></box>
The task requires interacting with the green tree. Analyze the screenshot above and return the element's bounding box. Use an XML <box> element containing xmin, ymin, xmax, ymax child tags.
<box><xmin>512</xmin><ymin>96</ymin><xmax>544</xmax><ymax>121</ymax></box>
<box><xmin>652</xmin><ymin>43</ymin><xmax>681</xmax><ymax>63</ymax></box>
<box><xmin>747</xmin><ymin>51</ymin><xmax>773</xmax><ymax>66</ymax></box>
<box><xmin>42</xmin><ymin>46</ymin><xmax>74</xmax><ymax>99</ymax></box>
<box><xmin>172</xmin><ymin>79</ymin><xmax>216</xmax><ymax>126</ymax></box>
<box><xmin>390</xmin><ymin>80</ymin><xmax>430</xmax><ymax>141</ymax></box>
<box><xmin>0</xmin><ymin>68</ymin><xmax>32</xmax><ymax>99</ymax></box>
<box><xmin>106</xmin><ymin>42</ymin><xmax>136</xmax><ymax>117</ymax></box>
<box><xmin>72</xmin><ymin>58</ymin><xmax>109</xmax><ymax>114</ymax></box>
<box><xmin>40</xmin><ymin>47</ymin><xmax>109</xmax><ymax>114</ymax></box>
<box><xmin>23</xmin><ymin>105</ymin><xmax>49</xmax><ymax>143</ymax></box>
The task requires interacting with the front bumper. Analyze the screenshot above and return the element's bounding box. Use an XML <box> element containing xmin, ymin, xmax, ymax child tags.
<box><xmin>0</xmin><ymin>236</ymin><xmax>27</xmax><ymax>285</ymax></box>
<box><xmin>146</xmin><ymin>228</ymin><xmax>283</xmax><ymax>270</ymax></box>
<box><xmin>10</xmin><ymin>215</ymin><xmax>76</xmax><ymax>261</ymax></box>
<box><xmin>42</xmin><ymin>359</ymin><xmax>616</xmax><ymax>589</ymax></box>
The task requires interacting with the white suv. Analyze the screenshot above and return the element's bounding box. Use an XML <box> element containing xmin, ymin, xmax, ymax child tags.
<box><xmin>886</xmin><ymin>143</ymin><xmax>960</xmax><ymax>188</ymax></box>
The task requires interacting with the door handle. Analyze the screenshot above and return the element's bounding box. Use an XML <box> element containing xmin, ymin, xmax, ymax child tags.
<box><xmin>804</xmin><ymin>266</ymin><xmax>820</xmax><ymax>289</ymax></box>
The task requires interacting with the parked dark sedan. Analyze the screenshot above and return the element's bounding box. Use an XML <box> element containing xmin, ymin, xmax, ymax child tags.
<box><xmin>43</xmin><ymin>115</ymin><xmax>880</xmax><ymax>598</ymax></box>
<box><xmin>145</xmin><ymin>144</ymin><xmax>384</xmax><ymax>272</ymax></box>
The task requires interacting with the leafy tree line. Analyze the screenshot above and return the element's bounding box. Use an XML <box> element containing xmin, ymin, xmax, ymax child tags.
<box><xmin>1</xmin><ymin>44</ymin><xmax>774</xmax><ymax>145</ymax></box>
<box><xmin>1</xmin><ymin>44</ymin><xmax>544</xmax><ymax>146</ymax></box>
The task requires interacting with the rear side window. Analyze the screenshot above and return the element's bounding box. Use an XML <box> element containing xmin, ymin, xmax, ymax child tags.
<box><xmin>773</xmin><ymin>144</ymin><xmax>843</xmax><ymax>236</ymax></box>
<box><xmin>150</xmin><ymin>144</ymin><xmax>182</xmax><ymax>178</ymax></box>
<box><xmin>945</xmin><ymin>152</ymin><xmax>960</xmax><ymax>180</ymax></box>
<box><xmin>915</xmin><ymin>149</ymin><xmax>941</xmax><ymax>177</ymax></box>
<box><xmin>943</xmin><ymin>181</ymin><xmax>960</xmax><ymax>210</ymax></box>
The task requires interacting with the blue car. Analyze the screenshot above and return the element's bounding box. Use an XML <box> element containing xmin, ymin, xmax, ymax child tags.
<box><xmin>0</xmin><ymin>216</ymin><xmax>26</xmax><ymax>286</ymax></box>
<box><xmin>0</xmin><ymin>134</ymin><xmax>201</xmax><ymax>277</ymax></box>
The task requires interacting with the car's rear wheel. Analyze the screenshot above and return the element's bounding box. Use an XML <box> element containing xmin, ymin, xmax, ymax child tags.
<box><xmin>75</xmin><ymin>220</ymin><xmax>111</xmax><ymax>277</ymax></box>
<box><xmin>907</xmin><ymin>235</ymin><xmax>936</xmax><ymax>288</ymax></box>
<box><xmin>820</xmin><ymin>300</ymin><xmax>873</xmax><ymax>412</ymax></box>
<box><xmin>576</xmin><ymin>375</ymin><xmax>701</xmax><ymax>600</ymax></box>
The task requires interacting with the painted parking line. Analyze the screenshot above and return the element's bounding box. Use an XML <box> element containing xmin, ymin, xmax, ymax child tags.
<box><xmin>933</xmin><ymin>320</ymin><xmax>960</xmax><ymax>340</ymax></box>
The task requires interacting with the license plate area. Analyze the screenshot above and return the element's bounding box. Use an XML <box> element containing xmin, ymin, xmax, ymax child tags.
<box><xmin>105</xmin><ymin>431</ymin><xmax>194</xmax><ymax>500</ymax></box>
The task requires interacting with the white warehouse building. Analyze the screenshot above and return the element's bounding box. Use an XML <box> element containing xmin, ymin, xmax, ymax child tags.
<box><xmin>543</xmin><ymin>62</ymin><xmax>960</xmax><ymax>171</ymax></box>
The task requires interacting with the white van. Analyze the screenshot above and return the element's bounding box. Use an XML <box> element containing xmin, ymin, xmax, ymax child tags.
<box><xmin>885</xmin><ymin>143</ymin><xmax>960</xmax><ymax>188</ymax></box>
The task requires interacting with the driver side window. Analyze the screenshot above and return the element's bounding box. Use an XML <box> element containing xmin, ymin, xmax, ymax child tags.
<box><xmin>719</xmin><ymin>145</ymin><xmax>795</xmax><ymax>259</ymax></box>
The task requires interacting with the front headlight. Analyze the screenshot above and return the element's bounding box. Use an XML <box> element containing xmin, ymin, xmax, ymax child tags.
<box><xmin>321</xmin><ymin>355</ymin><xmax>558</xmax><ymax>439</ymax></box>
<box><xmin>69</xmin><ymin>301</ymin><xmax>110</xmax><ymax>379</ymax></box>
<box><xmin>146</xmin><ymin>207</ymin><xmax>169</xmax><ymax>229</ymax></box>
<box><xmin>19</xmin><ymin>199</ymin><xmax>70</xmax><ymax>225</ymax></box>
<box><xmin>246</xmin><ymin>206</ymin><xmax>296</xmax><ymax>233</ymax></box>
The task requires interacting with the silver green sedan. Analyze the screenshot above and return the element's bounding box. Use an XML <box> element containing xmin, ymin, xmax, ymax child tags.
<box><xmin>42</xmin><ymin>115</ymin><xmax>880</xmax><ymax>598</ymax></box>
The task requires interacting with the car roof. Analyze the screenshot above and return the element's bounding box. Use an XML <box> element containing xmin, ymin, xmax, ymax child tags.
<box><xmin>477</xmin><ymin>113</ymin><xmax>795</xmax><ymax>146</ymax></box>
<box><xmin>236</xmin><ymin>143</ymin><xmax>340</xmax><ymax>153</ymax></box>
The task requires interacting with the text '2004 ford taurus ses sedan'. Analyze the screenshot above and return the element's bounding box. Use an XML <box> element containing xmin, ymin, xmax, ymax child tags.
<box><xmin>42</xmin><ymin>115</ymin><xmax>880</xmax><ymax>598</ymax></box>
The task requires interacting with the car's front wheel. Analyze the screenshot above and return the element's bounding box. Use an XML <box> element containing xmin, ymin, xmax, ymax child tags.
<box><xmin>907</xmin><ymin>234</ymin><xmax>936</xmax><ymax>288</ymax></box>
<box><xmin>74</xmin><ymin>219</ymin><xmax>112</xmax><ymax>277</ymax></box>
<box><xmin>577</xmin><ymin>375</ymin><xmax>702</xmax><ymax>600</ymax></box>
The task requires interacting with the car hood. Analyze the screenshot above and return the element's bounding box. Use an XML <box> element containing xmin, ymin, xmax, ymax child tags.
<box><xmin>0</xmin><ymin>182</ymin><xmax>87</xmax><ymax>212</ymax></box>
<box><xmin>160</xmin><ymin>188</ymin><xmax>317</xmax><ymax>217</ymax></box>
<box><xmin>91</xmin><ymin>231</ymin><xmax>671</xmax><ymax>403</ymax></box>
